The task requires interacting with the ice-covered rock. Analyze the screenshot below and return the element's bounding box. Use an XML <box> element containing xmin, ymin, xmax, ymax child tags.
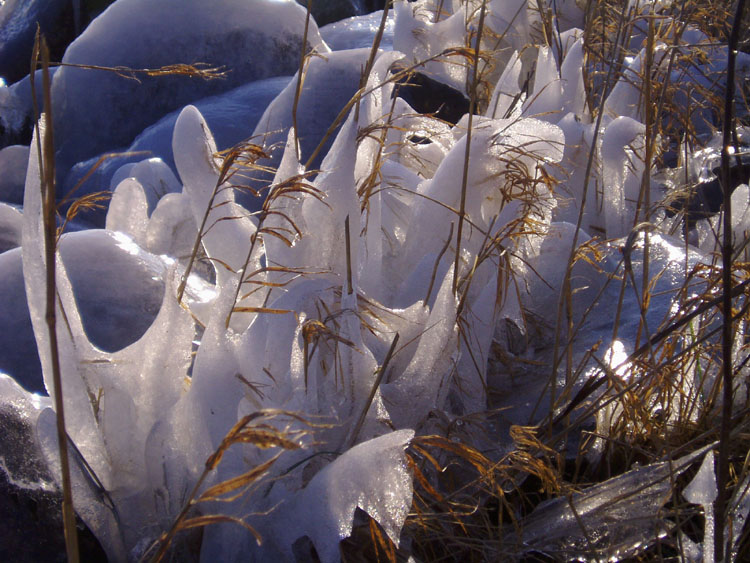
<box><xmin>320</xmin><ymin>9</ymin><xmax>395</xmax><ymax>51</ymax></box>
<box><xmin>0</xmin><ymin>81</ymin><xmax>30</xmax><ymax>148</ymax></box>
<box><xmin>52</xmin><ymin>0</ymin><xmax>329</xmax><ymax>176</ymax></box>
<box><xmin>0</xmin><ymin>0</ymin><xmax>73</xmax><ymax>84</ymax></box>
<box><xmin>0</xmin><ymin>247</ymin><xmax>42</xmax><ymax>393</ymax></box>
<box><xmin>61</xmin><ymin>76</ymin><xmax>291</xmax><ymax>212</ymax></box>
<box><xmin>0</xmin><ymin>202</ymin><xmax>23</xmax><ymax>253</ymax></box>
<box><xmin>251</xmin><ymin>47</ymin><xmax>371</xmax><ymax>178</ymax></box>
<box><xmin>0</xmin><ymin>227</ymin><xmax>175</xmax><ymax>395</ymax></box>
<box><xmin>297</xmin><ymin>0</ymin><xmax>375</xmax><ymax>27</ymax></box>
<box><xmin>0</xmin><ymin>145</ymin><xmax>28</xmax><ymax>205</ymax></box>
<box><xmin>0</xmin><ymin>373</ymin><xmax>109</xmax><ymax>560</ymax></box>
<box><xmin>0</xmin><ymin>69</ymin><xmax>58</xmax><ymax>149</ymax></box>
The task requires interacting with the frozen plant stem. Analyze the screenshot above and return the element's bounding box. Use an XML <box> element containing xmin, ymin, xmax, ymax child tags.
<box><xmin>30</xmin><ymin>31</ymin><xmax>81</xmax><ymax>563</ymax></box>
<box><xmin>716</xmin><ymin>0</ymin><xmax>746</xmax><ymax>560</ymax></box>
<box><xmin>453</xmin><ymin>0</ymin><xmax>488</xmax><ymax>295</ymax></box>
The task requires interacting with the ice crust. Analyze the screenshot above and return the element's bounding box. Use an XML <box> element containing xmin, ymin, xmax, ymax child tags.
<box><xmin>1</xmin><ymin>2</ymin><xmax>746</xmax><ymax>561</ymax></box>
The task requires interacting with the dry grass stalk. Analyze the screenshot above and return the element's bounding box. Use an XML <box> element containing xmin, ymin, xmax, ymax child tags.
<box><xmin>453</xmin><ymin>0</ymin><xmax>489</xmax><ymax>295</ymax></box>
<box><xmin>29</xmin><ymin>29</ymin><xmax>81</xmax><ymax>563</ymax></box>
<box><xmin>717</xmin><ymin>1</ymin><xmax>747</xmax><ymax>558</ymax></box>
<box><xmin>49</xmin><ymin>61</ymin><xmax>227</xmax><ymax>83</ymax></box>
<box><xmin>146</xmin><ymin>410</ymin><xmax>312</xmax><ymax>563</ymax></box>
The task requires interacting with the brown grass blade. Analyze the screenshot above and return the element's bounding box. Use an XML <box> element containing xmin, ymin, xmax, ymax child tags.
<box><xmin>197</xmin><ymin>454</ymin><xmax>281</xmax><ymax>502</ymax></box>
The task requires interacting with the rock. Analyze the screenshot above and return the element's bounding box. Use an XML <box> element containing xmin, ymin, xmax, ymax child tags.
<box><xmin>252</xmin><ymin>47</ymin><xmax>370</xmax><ymax>179</ymax></box>
<box><xmin>297</xmin><ymin>0</ymin><xmax>388</xmax><ymax>27</ymax></box>
<box><xmin>667</xmin><ymin>160</ymin><xmax>750</xmax><ymax>229</ymax></box>
<box><xmin>51</xmin><ymin>0</ymin><xmax>329</xmax><ymax>178</ymax></box>
<box><xmin>391</xmin><ymin>61</ymin><xmax>472</xmax><ymax>125</ymax></box>
<box><xmin>0</xmin><ymin>376</ymin><xmax>107</xmax><ymax>562</ymax></box>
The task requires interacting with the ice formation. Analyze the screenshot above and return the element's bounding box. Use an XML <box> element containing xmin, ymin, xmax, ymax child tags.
<box><xmin>1</xmin><ymin>0</ymin><xmax>749</xmax><ymax>561</ymax></box>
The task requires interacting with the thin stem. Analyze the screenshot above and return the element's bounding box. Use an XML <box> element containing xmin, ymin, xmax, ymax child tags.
<box><xmin>355</xmin><ymin>0</ymin><xmax>392</xmax><ymax>122</ymax></box>
<box><xmin>345</xmin><ymin>215</ymin><xmax>353</xmax><ymax>295</ymax></box>
<box><xmin>292</xmin><ymin>0</ymin><xmax>312</xmax><ymax>161</ymax></box>
<box><xmin>716</xmin><ymin>0</ymin><xmax>746</xmax><ymax>559</ymax></box>
<box><xmin>31</xmin><ymin>31</ymin><xmax>80</xmax><ymax>563</ymax></box>
<box><xmin>347</xmin><ymin>333</ymin><xmax>400</xmax><ymax>449</ymax></box>
<box><xmin>453</xmin><ymin>0</ymin><xmax>488</xmax><ymax>295</ymax></box>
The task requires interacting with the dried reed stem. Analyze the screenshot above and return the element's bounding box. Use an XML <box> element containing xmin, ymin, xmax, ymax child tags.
<box><xmin>292</xmin><ymin>0</ymin><xmax>312</xmax><ymax>160</ymax></box>
<box><xmin>30</xmin><ymin>31</ymin><xmax>80</xmax><ymax>563</ymax></box>
<box><xmin>347</xmin><ymin>333</ymin><xmax>400</xmax><ymax>449</ymax></box>
<box><xmin>453</xmin><ymin>0</ymin><xmax>488</xmax><ymax>295</ymax></box>
<box><xmin>716</xmin><ymin>0</ymin><xmax>746</xmax><ymax>559</ymax></box>
<box><xmin>355</xmin><ymin>0</ymin><xmax>392</xmax><ymax>121</ymax></box>
<box><xmin>543</xmin><ymin>1</ymin><xmax>633</xmax><ymax>426</ymax></box>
